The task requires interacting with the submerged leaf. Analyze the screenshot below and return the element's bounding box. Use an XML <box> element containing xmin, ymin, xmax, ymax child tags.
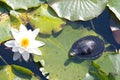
<box><xmin>47</xmin><ymin>0</ymin><xmax>108</xmax><ymax>21</ymax></box>
<box><xmin>28</xmin><ymin>4</ymin><xmax>66</xmax><ymax>34</ymax></box>
<box><xmin>0</xmin><ymin>2</ymin><xmax>10</xmax><ymax>13</ymax></box>
<box><xmin>0</xmin><ymin>65</ymin><xmax>40</xmax><ymax>80</ymax></box>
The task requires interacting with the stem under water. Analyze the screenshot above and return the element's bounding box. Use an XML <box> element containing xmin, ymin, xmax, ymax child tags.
<box><xmin>0</xmin><ymin>55</ymin><xmax>9</xmax><ymax>65</ymax></box>
<box><xmin>90</xmin><ymin>20</ymin><xmax>95</xmax><ymax>31</ymax></box>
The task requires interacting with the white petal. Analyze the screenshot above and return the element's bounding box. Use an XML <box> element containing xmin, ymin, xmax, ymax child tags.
<box><xmin>32</xmin><ymin>40</ymin><xmax>45</xmax><ymax>48</ymax></box>
<box><xmin>4</xmin><ymin>40</ymin><xmax>15</xmax><ymax>47</ymax></box>
<box><xmin>12</xmin><ymin>46</ymin><xmax>19</xmax><ymax>52</ymax></box>
<box><xmin>14</xmin><ymin>41</ymin><xmax>20</xmax><ymax>47</ymax></box>
<box><xmin>28</xmin><ymin>30</ymin><xmax>32</xmax><ymax>32</ymax></box>
<box><xmin>30</xmin><ymin>48</ymin><xmax>42</xmax><ymax>55</ymax></box>
<box><xmin>11</xmin><ymin>28</ymin><xmax>19</xmax><ymax>39</ymax></box>
<box><xmin>18</xmin><ymin>48</ymin><xmax>25</xmax><ymax>54</ymax></box>
<box><xmin>13</xmin><ymin>52</ymin><xmax>21</xmax><ymax>61</ymax></box>
<box><xmin>32</xmin><ymin>29</ymin><xmax>39</xmax><ymax>38</ymax></box>
<box><xmin>22</xmin><ymin>52</ymin><xmax>30</xmax><ymax>61</ymax></box>
<box><xmin>19</xmin><ymin>24</ymin><xmax>27</xmax><ymax>32</ymax></box>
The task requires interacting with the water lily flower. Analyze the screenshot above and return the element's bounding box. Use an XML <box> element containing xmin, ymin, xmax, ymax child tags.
<box><xmin>4</xmin><ymin>24</ymin><xmax>45</xmax><ymax>61</ymax></box>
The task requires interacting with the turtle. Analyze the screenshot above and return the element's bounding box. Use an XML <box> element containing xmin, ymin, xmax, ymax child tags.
<box><xmin>69</xmin><ymin>35</ymin><xmax>105</xmax><ymax>60</ymax></box>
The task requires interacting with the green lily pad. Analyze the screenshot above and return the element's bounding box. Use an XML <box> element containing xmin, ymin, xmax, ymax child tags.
<box><xmin>82</xmin><ymin>73</ymin><xmax>94</xmax><ymax>80</ymax></box>
<box><xmin>0</xmin><ymin>14</ymin><xmax>12</xmax><ymax>44</ymax></box>
<box><xmin>47</xmin><ymin>0</ymin><xmax>108</xmax><ymax>21</ymax></box>
<box><xmin>28</xmin><ymin>4</ymin><xmax>66</xmax><ymax>34</ymax></box>
<box><xmin>89</xmin><ymin>61</ymin><xmax>115</xmax><ymax>80</ymax></box>
<box><xmin>0</xmin><ymin>0</ymin><xmax>41</xmax><ymax>10</ymax></box>
<box><xmin>9</xmin><ymin>10</ymin><xmax>23</xmax><ymax>28</ymax></box>
<box><xmin>0</xmin><ymin>65</ymin><xmax>40</xmax><ymax>80</ymax></box>
<box><xmin>0</xmin><ymin>12</ymin><xmax>23</xmax><ymax>44</ymax></box>
<box><xmin>34</xmin><ymin>24</ymin><xmax>102</xmax><ymax>80</ymax></box>
<box><xmin>94</xmin><ymin>52</ymin><xmax>120</xmax><ymax>80</ymax></box>
<box><xmin>107</xmin><ymin>0</ymin><xmax>120</xmax><ymax>21</ymax></box>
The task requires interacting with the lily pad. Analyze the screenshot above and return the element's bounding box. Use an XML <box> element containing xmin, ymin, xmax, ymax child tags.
<box><xmin>0</xmin><ymin>12</ymin><xmax>23</xmax><ymax>44</ymax></box>
<box><xmin>34</xmin><ymin>24</ymin><xmax>102</xmax><ymax>80</ymax></box>
<box><xmin>0</xmin><ymin>14</ymin><xmax>11</xmax><ymax>44</ymax></box>
<box><xmin>28</xmin><ymin>4</ymin><xmax>66</xmax><ymax>34</ymax></box>
<box><xmin>47</xmin><ymin>0</ymin><xmax>108</xmax><ymax>21</ymax></box>
<box><xmin>107</xmin><ymin>0</ymin><xmax>120</xmax><ymax>21</ymax></box>
<box><xmin>94</xmin><ymin>52</ymin><xmax>120</xmax><ymax>80</ymax></box>
<box><xmin>82</xmin><ymin>73</ymin><xmax>94</xmax><ymax>80</ymax></box>
<box><xmin>0</xmin><ymin>0</ymin><xmax>41</xmax><ymax>10</ymax></box>
<box><xmin>89</xmin><ymin>61</ymin><xmax>115</xmax><ymax>80</ymax></box>
<box><xmin>9</xmin><ymin>10</ymin><xmax>23</xmax><ymax>28</ymax></box>
<box><xmin>0</xmin><ymin>65</ymin><xmax>40</xmax><ymax>80</ymax></box>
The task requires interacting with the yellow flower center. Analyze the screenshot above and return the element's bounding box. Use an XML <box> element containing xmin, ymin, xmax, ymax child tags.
<box><xmin>20</xmin><ymin>38</ymin><xmax>30</xmax><ymax>48</ymax></box>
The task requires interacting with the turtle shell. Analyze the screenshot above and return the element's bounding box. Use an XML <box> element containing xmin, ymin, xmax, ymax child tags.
<box><xmin>69</xmin><ymin>35</ymin><xmax>104</xmax><ymax>60</ymax></box>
